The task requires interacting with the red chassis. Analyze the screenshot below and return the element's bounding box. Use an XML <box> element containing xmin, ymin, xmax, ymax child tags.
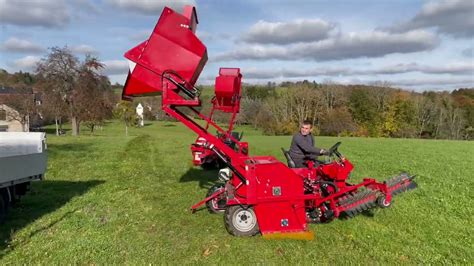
<box><xmin>121</xmin><ymin>5</ymin><xmax>416</xmax><ymax>237</ymax></box>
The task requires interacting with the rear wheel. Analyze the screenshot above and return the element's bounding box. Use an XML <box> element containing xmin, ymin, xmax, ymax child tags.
<box><xmin>224</xmin><ymin>205</ymin><xmax>260</xmax><ymax>236</ymax></box>
<box><xmin>206</xmin><ymin>184</ymin><xmax>226</xmax><ymax>214</ymax></box>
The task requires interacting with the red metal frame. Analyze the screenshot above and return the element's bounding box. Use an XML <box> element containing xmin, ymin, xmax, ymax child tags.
<box><xmin>121</xmin><ymin>5</ymin><xmax>416</xmax><ymax>237</ymax></box>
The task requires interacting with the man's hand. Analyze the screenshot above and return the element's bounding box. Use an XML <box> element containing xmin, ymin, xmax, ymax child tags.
<box><xmin>320</xmin><ymin>149</ymin><xmax>328</xmax><ymax>155</ymax></box>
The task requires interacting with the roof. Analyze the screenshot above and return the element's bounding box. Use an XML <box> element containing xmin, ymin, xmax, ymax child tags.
<box><xmin>0</xmin><ymin>86</ymin><xmax>33</xmax><ymax>95</ymax></box>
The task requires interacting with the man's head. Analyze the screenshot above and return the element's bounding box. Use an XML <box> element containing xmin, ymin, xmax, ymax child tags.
<box><xmin>300</xmin><ymin>120</ymin><xmax>312</xmax><ymax>136</ymax></box>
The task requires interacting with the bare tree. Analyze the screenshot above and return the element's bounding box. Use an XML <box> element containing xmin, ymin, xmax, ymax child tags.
<box><xmin>320</xmin><ymin>81</ymin><xmax>347</xmax><ymax>112</ymax></box>
<box><xmin>414</xmin><ymin>95</ymin><xmax>435</xmax><ymax>137</ymax></box>
<box><xmin>36</xmin><ymin>47</ymin><xmax>81</xmax><ymax>135</ymax></box>
<box><xmin>370</xmin><ymin>81</ymin><xmax>394</xmax><ymax>113</ymax></box>
<box><xmin>36</xmin><ymin>48</ymin><xmax>115</xmax><ymax>135</ymax></box>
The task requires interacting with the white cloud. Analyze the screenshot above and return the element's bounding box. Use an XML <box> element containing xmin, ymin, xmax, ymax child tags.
<box><xmin>12</xmin><ymin>56</ymin><xmax>41</xmax><ymax>71</ymax></box>
<box><xmin>242</xmin><ymin>19</ymin><xmax>337</xmax><ymax>44</ymax></box>
<box><xmin>102</xmin><ymin>60</ymin><xmax>128</xmax><ymax>75</ymax></box>
<box><xmin>106</xmin><ymin>0</ymin><xmax>195</xmax><ymax>15</ymax></box>
<box><xmin>325</xmin><ymin>77</ymin><xmax>473</xmax><ymax>90</ymax></box>
<box><xmin>358</xmin><ymin>62</ymin><xmax>474</xmax><ymax>76</ymax></box>
<box><xmin>386</xmin><ymin>0</ymin><xmax>474</xmax><ymax>38</ymax></box>
<box><xmin>196</xmin><ymin>31</ymin><xmax>232</xmax><ymax>42</ymax></box>
<box><xmin>393</xmin><ymin>77</ymin><xmax>474</xmax><ymax>87</ymax></box>
<box><xmin>215</xmin><ymin>30</ymin><xmax>439</xmax><ymax>62</ymax></box>
<box><xmin>241</xmin><ymin>62</ymin><xmax>474</xmax><ymax>80</ymax></box>
<box><xmin>237</xmin><ymin>75</ymin><xmax>473</xmax><ymax>91</ymax></box>
<box><xmin>71</xmin><ymin>45</ymin><xmax>99</xmax><ymax>55</ymax></box>
<box><xmin>243</xmin><ymin>66</ymin><xmax>348</xmax><ymax>79</ymax></box>
<box><xmin>0</xmin><ymin>0</ymin><xmax>70</xmax><ymax>28</ymax></box>
<box><xmin>0</xmin><ymin>37</ymin><xmax>45</xmax><ymax>53</ymax></box>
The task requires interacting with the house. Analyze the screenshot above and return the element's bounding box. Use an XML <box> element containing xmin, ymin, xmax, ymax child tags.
<box><xmin>0</xmin><ymin>86</ymin><xmax>39</xmax><ymax>132</ymax></box>
<box><xmin>0</xmin><ymin>104</ymin><xmax>24</xmax><ymax>132</ymax></box>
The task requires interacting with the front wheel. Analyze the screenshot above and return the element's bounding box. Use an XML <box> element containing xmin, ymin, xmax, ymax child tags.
<box><xmin>206</xmin><ymin>184</ymin><xmax>226</xmax><ymax>214</ymax></box>
<box><xmin>224</xmin><ymin>205</ymin><xmax>260</xmax><ymax>236</ymax></box>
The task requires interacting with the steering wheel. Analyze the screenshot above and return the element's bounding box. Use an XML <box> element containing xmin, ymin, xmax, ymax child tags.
<box><xmin>327</xmin><ymin>142</ymin><xmax>342</xmax><ymax>158</ymax></box>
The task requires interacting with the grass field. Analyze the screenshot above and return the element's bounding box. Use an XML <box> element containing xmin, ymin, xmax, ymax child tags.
<box><xmin>0</xmin><ymin>120</ymin><xmax>473</xmax><ymax>264</ymax></box>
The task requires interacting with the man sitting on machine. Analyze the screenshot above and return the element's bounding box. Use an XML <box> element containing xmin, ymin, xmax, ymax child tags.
<box><xmin>289</xmin><ymin>120</ymin><xmax>327</xmax><ymax>168</ymax></box>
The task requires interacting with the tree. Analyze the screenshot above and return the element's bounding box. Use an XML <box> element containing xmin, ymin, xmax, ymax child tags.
<box><xmin>36</xmin><ymin>47</ymin><xmax>80</xmax><ymax>135</ymax></box>
<box><xmin>262</xmin><ymin>86</ymin><xmax>324</xmax><ymax>135</ymax></box>
<box><xmin>349</xmin><ymin>88</ymin><xmax>381</xmax><ymax>136</ymax></box>
<box><xmin>36</xmin><ymin>47</ymin><xmax>115</xmax><ymax>135</ymax></box>
<box><xmin>40</xmin><ymin>87</ymin><xmax>68</xmax><ymax>135</ymax></box>
<box><xmin>75</xmin><ymin>56</ymin><xmax>115</xmax><ymax>134</ymax></box>
<box><xmin>113</xmin><ymin>100</ymin><xmax>136</xmax><ymax>136</ymax></box>
<box><xmin>320</xmin><ymin>82</ymin><xmax>347</xmax><ymax>112</ymax></box>
<box><xmin>382</xmin><ymin>92</ymin><xmax>417</xmax><ymax>137</ymax></box>
<box><xmin>414</xmin><ymin>95</ymin><xmax>436</xmax><ymax>137</ymax></box>
<box><xmin>320</xmin><ymin>107</ymin><xmax>356</xmax><ymax>136</ymax></box>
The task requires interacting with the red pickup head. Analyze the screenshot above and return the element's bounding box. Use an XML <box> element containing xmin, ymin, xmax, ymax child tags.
<box><xmin>213</xmin><ymin>68</ymin><xmax>242</xmax><ymax>113</ymax></box>
<box><xmin>122</xmin><ymin>5</ymin><xmax>207</xmax><ymax>99</ymax></box>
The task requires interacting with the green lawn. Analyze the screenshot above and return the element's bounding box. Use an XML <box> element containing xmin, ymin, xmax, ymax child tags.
<box><xmin>0</xmin><ymin>120</ymin><xmax>473</xmax><ymax>264</ymax></box>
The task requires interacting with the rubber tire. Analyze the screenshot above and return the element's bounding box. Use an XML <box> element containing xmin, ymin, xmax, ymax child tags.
<box><xmin>206</xmin><ymin>183</ymin><xmax>226</xmax><ymax>214</ymax></box>
<box><xmin>377</xmin><ymin>196</ymin><xmax>391</xmax><ymax>208</ymax></box>
<box><xmin>224</xmin><ymin>205</ymin><xmax>260</xmax><ymax>236</ymax></box>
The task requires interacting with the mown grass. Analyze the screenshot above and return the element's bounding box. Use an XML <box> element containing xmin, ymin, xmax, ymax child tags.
<box><xmin>0</xmin><ymin>120</ymin><xmax>473</xmax><ymax>264</ymax></box>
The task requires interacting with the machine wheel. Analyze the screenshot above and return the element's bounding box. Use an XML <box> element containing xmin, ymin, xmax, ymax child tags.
<box><xmin>206</xmin><ymin>183</ymin><xmax>226</xmax><ymax>214</ymax></box>
<box><xmin>377</xmin><ymin>196</ymin><xmax>391</xmax><ymax>208</ymax></box>
<box><xmin>224</xmin><ymin>205</ymin><xmax>260</xmax><ymax>236</ymax></box>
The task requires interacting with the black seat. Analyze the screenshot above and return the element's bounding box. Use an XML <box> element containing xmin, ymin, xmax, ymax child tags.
<box><xmin>281</xmin><ymin>148</ymin><xmax>296</xmax><ymax>168</ymax></box>
<box><xmin>222</xmin><ymin>131</ymin><xmax>242</xmax><ymax>150</ymax></box>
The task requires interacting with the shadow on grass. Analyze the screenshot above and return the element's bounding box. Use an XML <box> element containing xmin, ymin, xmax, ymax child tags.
<box><xmin>0</xmin><ymin>180</ymin><xmax>104</xmax><ymax>257</ymax></box>
<box><xmin>179</xmin><ymin>167</ymin><xmax>219</xmax><ymax>189</ymax></box>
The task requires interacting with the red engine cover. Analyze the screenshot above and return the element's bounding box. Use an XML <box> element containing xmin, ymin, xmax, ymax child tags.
<box><xmin>250</xmin><ymin>157</ymin><xmax>307</xmax><ymax>234</ymax></box>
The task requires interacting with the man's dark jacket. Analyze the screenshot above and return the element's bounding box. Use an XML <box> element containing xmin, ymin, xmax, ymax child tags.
<box><xmin>289</xmin><ymin>132</ymin><xmax>322</xmax><ymax>167</ymax></box>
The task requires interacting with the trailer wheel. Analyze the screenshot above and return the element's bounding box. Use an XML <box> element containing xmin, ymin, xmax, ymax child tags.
<box><xmin>206</xmin><ymin>183</ymin><xmax>226</xmax><ymax>214</ymax></box>
<box><xmin>224</xmin><ymin>205</ymin><xmax>260</xmax><ymax>236</ymax></box>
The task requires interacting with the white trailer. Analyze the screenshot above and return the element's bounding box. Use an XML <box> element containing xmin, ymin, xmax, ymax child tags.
<box><xmin>0</xmin><ymin>132</ymin><xmax>47</xmax><ymax>222</ymax></box>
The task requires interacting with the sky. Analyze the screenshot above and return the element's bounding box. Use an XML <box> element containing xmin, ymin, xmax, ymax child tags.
<box><xmin>0</xmin><ymin>0</ymin><xmax>473</xmax><ymax>91</ymax></box>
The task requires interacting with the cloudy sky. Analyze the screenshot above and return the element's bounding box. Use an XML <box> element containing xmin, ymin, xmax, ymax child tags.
<box><xmin>0</xmin><ymin>0</ymin><xmax>473</xmax><ymax>91</ymax></box>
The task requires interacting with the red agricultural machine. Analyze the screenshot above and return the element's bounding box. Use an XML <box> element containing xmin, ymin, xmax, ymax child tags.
<box><xmin>122</xmin><ymin>6</ymin><xmax>417</xmax><ymax>239</ymax></box>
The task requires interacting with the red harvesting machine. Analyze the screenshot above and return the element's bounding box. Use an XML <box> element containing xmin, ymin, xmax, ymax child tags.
<box><xmin>122</xmin><ymin>6</ymin><xmax>417</xmax><ymax>239</ymax></box>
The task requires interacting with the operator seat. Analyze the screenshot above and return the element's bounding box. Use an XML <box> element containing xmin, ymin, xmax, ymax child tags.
<box><xmin>281</xmin><ymin>148</ymin><xmax>296</xmax><ymax>168</ymax></box>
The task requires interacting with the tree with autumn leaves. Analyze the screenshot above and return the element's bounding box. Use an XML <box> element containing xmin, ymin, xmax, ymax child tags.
<box><xmin>234</xmin><ymin>82</ymin><xmax>473</xmax><ymax>140</ymax></box>
<box><xmin>36</xmin><ymin>47</ymin><xmax>115</xmax><ymax>135</ymax></box>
